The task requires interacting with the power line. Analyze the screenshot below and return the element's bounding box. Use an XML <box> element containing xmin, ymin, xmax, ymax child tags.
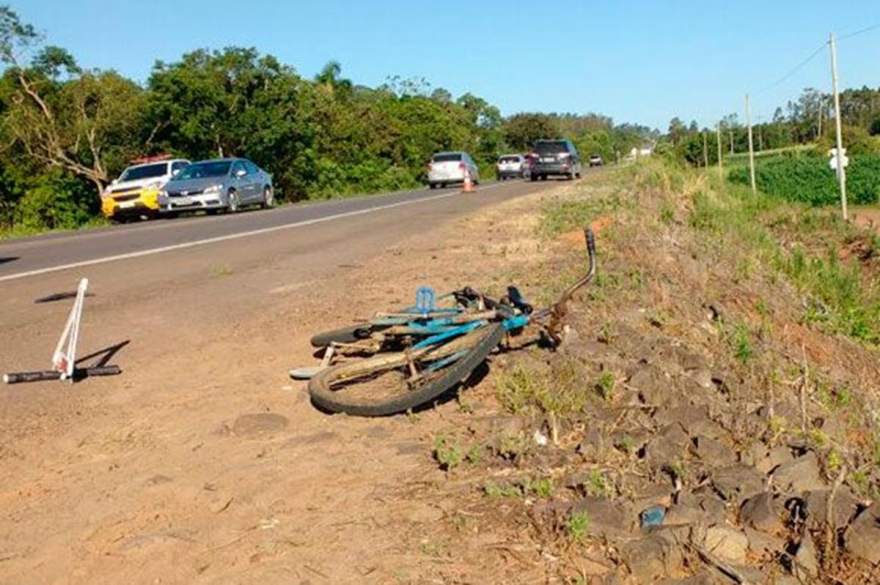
<box><xmin>754</xmin><ymin>42</ymin><xmax>828</xmax><ymax>95</ymax></box>
<box><xmin>839</xmin><ymin>22</ymin><xmax>880</xmax><ymax>41</ymax></box>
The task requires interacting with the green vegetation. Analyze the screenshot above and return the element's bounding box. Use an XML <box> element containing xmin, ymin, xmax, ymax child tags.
<box><xmin>539</xmin><ymin>193</ymin><xmax>624</xmax><ymax>237</ymax></box>
<box><xmin>655</xmin><ymin>160</ymin><xmax>880</xmax><ymax>346</ymax></box>
<box><xmin>0</xmin><ymin>7</ymin><xmax>654</xmax><ymax>237</ymax></box>
<box><xmin>729</xmin><ymin>323</ymin><xmax>754</xmax><ymax>364</ymax></box>
<box><xmin>495</xmin><ymin>360</ymin><xmax>589</xmax><ymax>419</ymax></box>
<box><xmin>565</xmin><ymin>511</ymin><xmax>590</xmax><ymax>544</ymax></box>
<box><xmin>728</xmin><ymin>153</ymin><xmax>880</xmax><ymax>206</ymax></box>
<box><xmin>594</xmin><ymin>371</ymin><xmax>616</xmax><ymax>401</ymax></box>
<box><xmin>433</xmin><ymin>436</ymin><xmax>463</xmax><ymax>471</ymax></box>
<box><xmin>664</xmin><ymin>86</ymin><xmax>880</xmax><ymax>170</ymax></box>
<box><xmin>584</xmin><ymin>470</ymin><xmax>614</xmax><ymax>498</ymax></box>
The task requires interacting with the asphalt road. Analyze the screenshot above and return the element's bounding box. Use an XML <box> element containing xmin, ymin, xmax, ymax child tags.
<box><xmin>0</xmin><ymin>181</ymin><xmax>531</xmax><ymax>282</ymax></box>
<box><xmin>0</xmin><ymin>178</ymin><xmax>565</xmax><ymax>371</ymax></box>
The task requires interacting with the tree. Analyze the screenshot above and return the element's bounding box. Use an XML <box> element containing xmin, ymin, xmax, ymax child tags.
<box><xmin>502</xmin><ymin>113</ymin><xmax>558</xmax><ymax>151</ymax></box>
<box><xmin>0</xmin><ymin>8</ymin><xmax>144</xmax><ymax>196</ymax></box>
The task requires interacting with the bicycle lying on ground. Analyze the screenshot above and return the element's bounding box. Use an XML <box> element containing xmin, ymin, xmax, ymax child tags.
<box><xmin>293</xmin><ymin>228</ymin><xmax>596</xmax><ymax>417</ymax></box>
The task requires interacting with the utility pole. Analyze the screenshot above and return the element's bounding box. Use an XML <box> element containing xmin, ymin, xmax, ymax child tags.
<box><xmin>716</xmin><ymin>123</ymin><xmax>723</xmax><ymax>180</ymax></box>
<box><xmin>746</xmin><ymin>94</ymin><xmax>757</xmax><ymax>195</ymax></box>
<box><xmin>729</xmin><ymin>129</ymin><xmax>734</xmax><ymax>154</ymax></box>
<box><xmin>702</xmin><ymin>132</ymin><xmax>709</xmax><ymax>167</ymax></box>
<box><xmin>830</xmin><ymin>32</ymin><xmax>848</xmax><ymax>221</ymax></box>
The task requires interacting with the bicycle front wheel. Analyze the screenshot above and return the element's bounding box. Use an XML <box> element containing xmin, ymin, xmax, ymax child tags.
<box><xmin>308</xmin><ymin>323</ymin><xmax>504</xmax><ymax>416</ymax></box>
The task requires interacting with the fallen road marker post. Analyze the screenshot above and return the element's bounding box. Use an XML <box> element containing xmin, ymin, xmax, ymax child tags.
<box><xmin>3</xmin><ymin>278</ymin><xmax>122</xmax><ymax>384</ymax></box>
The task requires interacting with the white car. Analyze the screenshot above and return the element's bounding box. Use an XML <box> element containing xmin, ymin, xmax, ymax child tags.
<box><xmin>496</xmin><ymin>154</ymin><xmax>525</xmax><ymax>180</ymax></box>
<box><xmin>427</xmin><ymin>152</ymin><xmax>479</xmax><ymax>189</ymax></box>
<box><xmin>101</xmin><ymin>157</ymin><xmax>190</xmax><ymax>220</ymax></box>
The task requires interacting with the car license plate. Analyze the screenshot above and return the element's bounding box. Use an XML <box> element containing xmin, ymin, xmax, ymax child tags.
<box><xmin>176</xmin><ymin>197</ymin><xmax>192</xmax><ymax>206</ymax></box>
<box><xmin>541</xmin><ymin>157</ymin><xmax>555</xmax><ymax>163</ymax></box>
<box><xmin>118</xmin><ymin>201</ymin><xmax>136</xmax><ymax>209</ymax></box>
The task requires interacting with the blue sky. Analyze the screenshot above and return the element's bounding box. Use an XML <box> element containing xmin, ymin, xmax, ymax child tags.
<box><xmin>13</xmin><ymin>1</ymin><xmax>880</xmax><ymax>130</ymax></box>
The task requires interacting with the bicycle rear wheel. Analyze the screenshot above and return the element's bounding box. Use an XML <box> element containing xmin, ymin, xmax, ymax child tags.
<box><xmin>308</xmin><ymin>323</ymin><xmax>503</xmax><ymax>416</ymax></box>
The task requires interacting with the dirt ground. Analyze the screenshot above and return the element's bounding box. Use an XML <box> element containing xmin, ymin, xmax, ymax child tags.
<box><xmin>0</xmin><ymin>181</ymin><xmax>579</xmax><ymax>585</ymax></box>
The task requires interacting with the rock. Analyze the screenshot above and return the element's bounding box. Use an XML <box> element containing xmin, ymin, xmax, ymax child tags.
<box><xmin>688</xmin><ymin>369</ymin><xmax>715</xmax><ymax>390</ymax></box>
<box><xmin>803</xmin><ymin>487</ymin><xmax>861</xmax><ymax>531</ymax></box>
<box><xmin>231</xmin><ymin>413</ymin><xmax>289</xmax><ymax>436</ymax></box>
<box><xmin>622</xmin><ymin>531</ymin><xmax>684</xmax><ymax>583</ymax></box>
<box><xmin>576</xmin><ymin>428</ymin><xmax>607</xmax><ymax>460</ymax></box>
<box><xmin>674</xmin><ymin>347</ymin><xmax>708</xmax><ymax>373</ymax></box>
<box><xmin>752</xmin><ymin>444</ymin><xmax>794</xmax><ymax>474</ymax></box>
<box><xmin>663</xmin><ymin>503</ymin><xmax>706</xmax><ymax>527</ymax></box>
<box><xmin>572</xmin><ymin>497</ymin><xmax>636</xmax><ymax>539</ymax></box>
<box><xmin>744</xmin><ymin>526</ymin><xmax>786</xmax><ymax>558</ymax></box>
<box><xmin>627</xmin><ymin>364</ymin><xmax>673</xmax><ymax>406</ymax></box>
<box><xmin>690</xmin><ymin>435</ymin><xmax>736</xmax><ymax>466</ymax></box>
<box><xmin>844</xmin><ymin>503</ymin><xmax>880</xmax><ymax>566</ymax></box>
<box><xmin>653</xmin><ymin>404</ymin><xmax>710</xmax><ymax>430</ymax></box>
<box><xmin>658</xmin><ymin>574</ymin><xmax>717</xmax><ymax>585</ymax></box>
<box><xmin>740</xmin><ymin>492</ymin><xmax>784</xmax><ymax>535</ymax></box>
<box><xmin>677</xmin><ymin>491</ymin><xmax>727</xmax><ymax>526</ymax></box>
<box><xmin>643</xmin><ymin>424</ymin><xmax>691</xmax><ymax>470</ymax></box>
<box><xmin>711</xmin><ymin>465</ymin><xmax>764</xmax><ymax>504</ymax></box>
<box><xmin>703</xmin><ymin>525</ymin><xmax>748</xmax><ymax>564</ymax></box>
<box><xmin>772</xmin><ymin>452</ymin><xmax>825</xmax><ymax>494</ymax></box>
<box><xmin>793</xmin><ymin>537</ymin><xmax>819</xmax><ymax>579</ymax></box>
<box><xmin>631</xmin><ymin>481</ymin><xmax>674</xmax><ymax>512</ymax></box>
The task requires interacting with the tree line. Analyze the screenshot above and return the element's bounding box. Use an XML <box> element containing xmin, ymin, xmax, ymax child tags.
<box><xmin>663</xmin><ymin>86</ymin><xmax>880</xmax><ymax>166</ymax></box>
<box><xmin>0</xmin><ymin>7</ymin><xmax>653</xmax><ymax>235</ymax></box>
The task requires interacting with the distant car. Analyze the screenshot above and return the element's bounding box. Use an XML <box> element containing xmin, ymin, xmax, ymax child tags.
<box><xmin>530</xmin><ymin>139</ymin><xmax>582</xmax><ymax>181</ymax></box>
<box><xmin>496</xmin><ymin>154</ymin><xmax>525</xmax><ymax>181</ymax></box>
<box><xmin>159</xmin><ymin>158</ymin><xmax>274</xmax><ymax>215</ymax></box>
<box><xmin>589</xmin><ymin>154</ymin><xmax>604</xmax><ymax>167</ymax></box>
<box><xmin>427</xmin><ymin>152</ymin><xmax>479</xmax><ymax>189</ymax></box>
<box><xmin>101</xmin><ymin>156</ymin><xmax>190</xmax><ymax>220</ymax></box>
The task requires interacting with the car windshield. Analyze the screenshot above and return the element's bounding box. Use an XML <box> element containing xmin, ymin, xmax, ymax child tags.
<box><xmin>174</xmin><ymin>161</ymin><xmax>232</xmax><ymax>180</ymax></box>
<box><xmin>534</xmin><ymin>141</ymin><xmax>568</xmax><ymax>154</ymax></box>
<box><xmin>433</xmin><ymin>153</ymin><xmax>462</xmax><ymax>162</ymax></box>
<box><xmin>499</xmin><ymin>156</ymin><xmax>520</xmax><ymax>163</ymax></box>
<box><xmin>119</xmin><ymin>163</ymin><xmax>167</xmax><ymax>182</ymax></box>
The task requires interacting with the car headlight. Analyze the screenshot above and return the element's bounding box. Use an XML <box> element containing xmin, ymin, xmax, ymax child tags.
<box><xmin>203</xmin><ymin>184</ymin><xmax>223</xmax><ymax>194</ymax></box>
<box><xmin>145</xmin><ymin>181</ymin><xmax>163</xmax><ymax>191</ymax></box>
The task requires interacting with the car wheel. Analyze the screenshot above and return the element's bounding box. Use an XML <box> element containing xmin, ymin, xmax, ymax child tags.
<box><xmin>227</xmin><ymin>190</ymin><xmax>240</xmax><ymax>213</ymax></box>
<box><xmin>429</xmin><ymin>183</ymin><xmax>437</xmax><ymax>190</ymax></box>
<box><xmin>530</xmin><ymin>174</ymin><xmax>538</xmax><ymax>182</ymax></box>
<box><xmin>260</xmin><ymin>186</ymin><xmax>274</xmax><ymax>209</ymax></box>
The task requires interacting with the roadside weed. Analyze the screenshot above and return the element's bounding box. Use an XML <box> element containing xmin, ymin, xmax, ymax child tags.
<box><xmin>595</xmin><ymin>371</ymin><xmax>615</xmax><ymax>401</ymax></box>
<box><xmin>433</xmin><ymin>436</ymin><xmax>463</xmax><ymax>471</ymax></box>
<box><xmin>566</xmin><ymin>511</ymin><xmax>590</xmax><ymax>544</ymax></box>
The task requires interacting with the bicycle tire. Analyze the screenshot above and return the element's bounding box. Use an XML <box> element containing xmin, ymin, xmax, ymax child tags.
<box><xmin>310</xmin><ymin>324</ymin><xmax>374</xmax><ymax>347</ymax></box>
<box><xmin>308</xmin><ymin>322</ymin><xmax>504</xmax><ymax>417</ymax></box>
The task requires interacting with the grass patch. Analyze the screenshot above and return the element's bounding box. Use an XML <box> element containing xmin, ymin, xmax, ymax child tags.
<box><xmin>565</xmin><ymin>511</ymin><xmax>590</xmax><ymax>544</ymax></box>
<box><xmin>539</xmin><ymin>193</ymin><xmax>623</xmax><ymax>238</ymax></box>
<box><xmin>496</xmin><ymin>359</ymin><xmax>588</xmax><ymax>419</ymax></box>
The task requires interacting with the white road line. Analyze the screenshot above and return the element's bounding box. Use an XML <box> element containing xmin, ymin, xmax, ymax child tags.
<box><xmin>0</xmin><ymin>184</ymin><xmax>506</xmax><ymax>283</ymax></box>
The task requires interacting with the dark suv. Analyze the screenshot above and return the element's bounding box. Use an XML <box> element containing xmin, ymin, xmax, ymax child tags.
<box><xmin>530</xmin><ymin>139</ymin><xmax>582</xmax><ymax>181</ymax></box>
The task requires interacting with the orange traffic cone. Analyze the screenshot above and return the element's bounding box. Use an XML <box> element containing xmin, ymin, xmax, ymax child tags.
<box><xmin>462</xmin><ymin>170</ymin><xmax>475</xmax><ymax>193</ymax></box>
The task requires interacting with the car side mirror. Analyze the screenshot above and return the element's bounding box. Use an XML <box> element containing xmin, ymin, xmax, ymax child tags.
<box><xmin>111</xmin><ymin>179</ymin><xmax>118</xmax><ymax>185</ymax></box>
<box><xmin>172</xmin><ymin>169</ymin><xmax>180</xmax><ymax>176</ymax></box>
<box><xmin>235</xmin><ymin>169</ymin><xmax>246</xmax><ymax>178</ymax></box>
